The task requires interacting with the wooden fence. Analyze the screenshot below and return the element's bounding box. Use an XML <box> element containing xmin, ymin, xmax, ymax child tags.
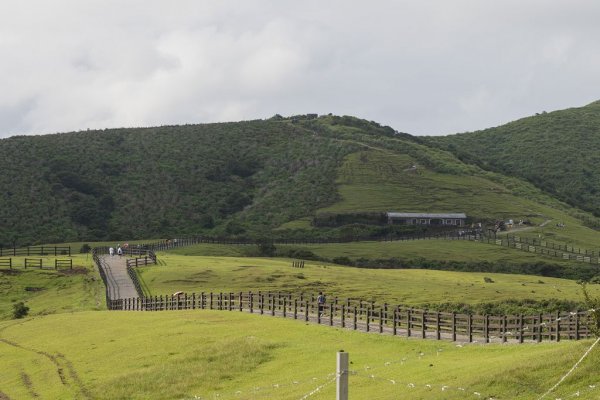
<box><xmin>0</xmin><ymin>246</ymin><xmax>71</xmax><ymax>257</ymax></box>
<box><xmin>128</xmin><ymin>232</ymin><xmax>600</xmax><ymax>266</ymax></box>
<box><xmin>108</xmin><ymin>291</ymin><xmax>594</xmax><ymax>343</ymax></box>
<box><xmin>126</xmin><ymin>254</ymin><xmax>157</xmax><ymax>268</ymax></box>
<box><xmin>508</xmin><ymin>235</ymin><xmax>599</xmax><ymax>256</ymax></box>
<box><xmin>0</xmin><ymin>257</ymin><xmax>73</xmax><ymax>270</ymax></box>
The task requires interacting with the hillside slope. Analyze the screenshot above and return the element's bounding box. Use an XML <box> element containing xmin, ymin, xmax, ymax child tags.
<box><xmin>425</xmin><ymin>100</ymin><xmax>600</xmax><ymax>217</ymax></box>
<box><xmin>0</xmin><ymin>119</ymin><xmax>358</xmax><ymax>244</ymax></box>
<box><xmin>1</xmin><ymin>113</ymin><xmax>599</xmax><ymax>245</ymax></box>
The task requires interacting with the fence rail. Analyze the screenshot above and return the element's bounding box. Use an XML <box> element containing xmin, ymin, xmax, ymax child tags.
<box><xmin>108</xmin><ymin>291</ymin><xmax>594</xmax><ymax>343</ymax></box>
<box><xmin>0</xmin><ymin>246</ymin><xmax>71</xmax><ymax>257</ymax></box>
<box><xmin>0</xmin><ymin>257</ymin><xmax>73</xmax><ymax>270</ymax></box>
<box><xmin>92</xmin><ymin>250</ymin><xmax>112</xmax><ymax>307</ymax></box>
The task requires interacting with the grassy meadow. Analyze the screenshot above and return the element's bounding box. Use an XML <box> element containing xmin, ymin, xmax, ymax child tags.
<box><xmin>163</xmin><ymin>239</ymin><xmax>580</xmax><ymax>267</ymax></box>
<box><xmin>280</xmin><ymin>147</ymin><xmax>600</xmax><ymax>250</ymax></box>
<box><xmin>0</xmin><ymin>254</ymin><xmax>103</xmax><ymax>320</ymax></box>
<box><xmin>135</xmin><ymin>254</ymin><xmax>600</xmax><ymax>307</ymax></box>
<box><xmin>1</xmin><ymin>311</ymin><xmax>599</xmax><ymax>400</ymax></box>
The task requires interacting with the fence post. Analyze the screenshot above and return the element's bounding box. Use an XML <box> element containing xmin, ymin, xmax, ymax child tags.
<box><xmin>379</xmin><ymin>308</ymin><xmax>383</xmax><ymax>333</ymax></box>
<box><xmin>392</xmin><ymin>307</ymin><xmax>397</xmax><ymax>335</ymax></box>
<box><xmin>452</xmin><ymin>312</ymin><xmax>456</xmax><ymax>341</ymax></box>
<box><xmin>366</xmin><ymin>309</ymin><xmax>370</xmax><ymax>332</ymax></box>
<box><xmin>502</xmin><ymin>315</ymin><xmax>507</xmax><ymax>343</ymax></box>
<box><xmin>294</xmin><ymin>299</ymin><xmax>298</xmax><ymax>319</ymax></box>
<box><xmin>575</xmin><ymin>312</ymin><xmax>580</xmax><ymax>340</ymax></box>
<box><xmin>421</xmin><ymin>310</ymin><xmax>426</xmax><ymax>339</ymax></box>
<box><xmin>337</xmin><ymin>351</ymin><xmax>349</xmax><ymax>400</ymax></box>
<box><xmin>271</xmin><ymin>296</ymin><xmax>275</xmax><ymax>316</ymax></box>
<box><xmin>556</xmin><ymin>311</ymin><xmax>561</xmax><ymax>342</ymax></box>
<box><xmin>468</xmin><ymin>314</ymin><xmax>473</xmax><ymax>343</ymax></box>
<box><xmin>436</xmin><ymin>312</ymin><xmax>441</xmax><ymax>340</ymax></box>
<box><xmin>330</xmin><ymin>303</ymin><xmax>334</xmax><ymax>326</ymax></box>
<box><xmin>192</xmin><ymin>293</ymin><xmax>196</xmax><ymax>309</ymax></box>
<box><xmin>210</xmin><ymin>292</ymin><xmax>213</xmax><ymax>310</ymax></box>
<box><xmin>305</xmin><ymin>300</ymin><xmax>309</xmax><ymax>322</ymax></box>
<box><xmin>519</xmin><ymin>314</ymin><xmax>524</xmax><ymax>343</ymax></box>
<box><xmin>407</xmin><ymin>309</ymin><xmax>412</xmax><ymax>337</ymax></box>
<box><xmin>484</xmin><ymin>315</ymin><xmax>489</xmax><ymax>343</ymax></box>
<box><xmin>538</xmin><ymin>314</ymin><xmax>543</xmax><ymax>343</ymax></box>
<box><xmin>283</xmin><ymin>297</ymin><xmax>287</xmax><ymax>318</ymax></box>
<box><xmin>260</xmin><ymin>294</ymin><xmax>264</xmax><ymax>315</ymax></box>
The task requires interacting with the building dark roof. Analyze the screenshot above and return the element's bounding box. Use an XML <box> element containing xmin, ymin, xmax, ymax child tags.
<box><xmin>387</xmin><ymin>212</ymin><xmax>467</xmax><ymax>219</ymax></box>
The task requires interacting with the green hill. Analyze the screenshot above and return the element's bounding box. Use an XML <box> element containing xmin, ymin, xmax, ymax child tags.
<box><xmin>425</xmin><ymin>100</ymin><xmax>600</xmax><ymax>218</ymax></box>
<box><xmin>2</xmin><ymin>112</ymin><xmax>599</xmax><ymax>247</ymax></box>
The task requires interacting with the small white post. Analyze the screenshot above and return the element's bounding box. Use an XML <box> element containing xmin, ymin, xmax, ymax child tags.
<box><xmin>337</xmin><ymin>350</ymin><xmax>349</xmax><ymax>400</ymax></box>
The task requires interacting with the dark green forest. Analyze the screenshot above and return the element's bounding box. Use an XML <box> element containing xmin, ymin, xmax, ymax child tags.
<box><xmin>2</xmin><ymin>102</ymin><xmax>600</xmax><ymax>246</ymax></box>
<box><xmin>426</xmin><ymin>100</ymin><xmax>600</xmax><ymax>217</ymax></box>
<box><xmin>0</xmin><ymin>116</ymin><xmax>399</xmax><ymax>245</ymax></box>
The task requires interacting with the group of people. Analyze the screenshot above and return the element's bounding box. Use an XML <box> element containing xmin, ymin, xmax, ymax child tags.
<box><xmin>108</xmin><ymin>243</ymin><xmax>128</xmax><ymax>257</ymax></box>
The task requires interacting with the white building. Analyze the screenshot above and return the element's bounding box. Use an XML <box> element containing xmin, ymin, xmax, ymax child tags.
<box><xmin>386</xmin><ymin>212</ymin><xmax>467</xmax><ymax>226</ymax></box>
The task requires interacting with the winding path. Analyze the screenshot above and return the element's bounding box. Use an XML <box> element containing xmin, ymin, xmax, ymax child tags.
<box><xmin>98</xmin><ymin>255</ymin><xmax>138</xmax><ymax>300</ymax></box>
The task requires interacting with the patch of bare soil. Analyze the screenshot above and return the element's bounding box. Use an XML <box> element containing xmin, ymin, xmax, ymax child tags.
<box><xmin>24</xmin><ymin>287</ymin><xmax>45</xmax><ymax>292</ymax></box>
<box><xmin>0</xmin><ymin>269</ymin><xmax>21</xmax><ymax>276</ymax></box>
<box><xmin>57</xmin><ymin>267</ymin><xmax>89</xmax><ymax>276</ymax></box>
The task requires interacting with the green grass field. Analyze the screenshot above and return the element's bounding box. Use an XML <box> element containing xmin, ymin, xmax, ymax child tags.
<box><xmin>136</xmin><ymin>254</ymin><xmax>600</xmax><ymax>307</ymax></box>
<box><xmin>0</xmin><ymin>255</ymin><xmax>103</xmax><ymax>320</ymax></box>
<box><xmin>163</xmin><ymin>239</ymin><xmax>579</xmax><ymax>267</ymax></box>
<box><xmin>1</xmin><ymin>311</ymin><xmax>598</xmax><ymax>400</ymax></box>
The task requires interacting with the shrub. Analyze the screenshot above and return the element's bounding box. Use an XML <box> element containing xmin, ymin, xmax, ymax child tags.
<box><xmin>12</xmin><ymin>302</ymin><xmax>29</xmax><ymax>319</ymax></box>
<box><xmin>80</xmin><ymin>243</ymin><xmax>91</xmax><ymax>253</ymax></box>
<box><xmin>257</xmin><ymin>241</ymin><xmax>276</xmax><ymax>257</ymax></box>
<box><xmin>332</xmin><ymin>256</ymin><xmax>353</xmax><ymax>266</ymax></box>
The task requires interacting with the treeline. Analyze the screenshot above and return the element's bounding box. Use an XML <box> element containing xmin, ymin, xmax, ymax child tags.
<box><xmin>0</xmin><ymin>119</ymin><xmax>363</xmax><ymax>245</ymax></box>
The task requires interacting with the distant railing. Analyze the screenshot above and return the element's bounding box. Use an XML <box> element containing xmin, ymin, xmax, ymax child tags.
<box><xmin>108</xmin><ymin>291</ymin><xmax>594</xmax><ymax>343</ymax></box>
<box><xmin>0</xmin><ymin>257</ymin><xmax>73</xmax><ymax>270</ymax></box>
<box><xmin>137</xmin><ymin>232</ymin><xmax>600</xmax><ymax>265</ymax></box>
<box><xmin>0</xmin><ymin>246</ymin><xmax>71</xmax><ymax>257</ymax></box>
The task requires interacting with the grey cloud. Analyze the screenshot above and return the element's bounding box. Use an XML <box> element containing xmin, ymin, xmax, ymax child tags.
<box><xmin>0</xmin><ymin>1</ymin><xmax>599</xmax><ymax>138</ymax></box>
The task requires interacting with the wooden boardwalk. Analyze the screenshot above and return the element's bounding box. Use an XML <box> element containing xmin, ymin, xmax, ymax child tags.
<box><xmin>98</xmin><ymin>255</ymin><xmax>139</xmax><ymax>300</ymax></box>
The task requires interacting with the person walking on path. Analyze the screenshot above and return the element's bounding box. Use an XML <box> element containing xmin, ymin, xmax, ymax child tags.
<box><xmin>317</xmin><ymin>291</ymin><xmax>326</xmax><ymax>317</ymax></box>
<box><xmin>109</xmin><ymin>247</ymin><xmax>114</xmax><ymax>256</ymax></box>
<box><xmin>117</xmin><ymin>246</ymin><xmax>123</xmax><ymax>257</ymax></box>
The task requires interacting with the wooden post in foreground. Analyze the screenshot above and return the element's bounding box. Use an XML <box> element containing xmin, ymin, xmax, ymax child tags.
<box><xmin>337</xmin><ymin>351</ymin><xmax>349</xmax><ymax>400</ymax></box>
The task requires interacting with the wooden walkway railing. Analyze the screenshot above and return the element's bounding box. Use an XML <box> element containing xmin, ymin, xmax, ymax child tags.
<box><xmin>108</xmin><ymin>291</ymin><xmax>594</xmax><ymax>343</ymax></box>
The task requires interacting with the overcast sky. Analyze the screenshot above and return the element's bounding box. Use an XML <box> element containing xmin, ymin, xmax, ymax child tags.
<box><xmin>1</xmin><ymin>1</ymin><xmax>599</xmax><ymax>138</ymax></box>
